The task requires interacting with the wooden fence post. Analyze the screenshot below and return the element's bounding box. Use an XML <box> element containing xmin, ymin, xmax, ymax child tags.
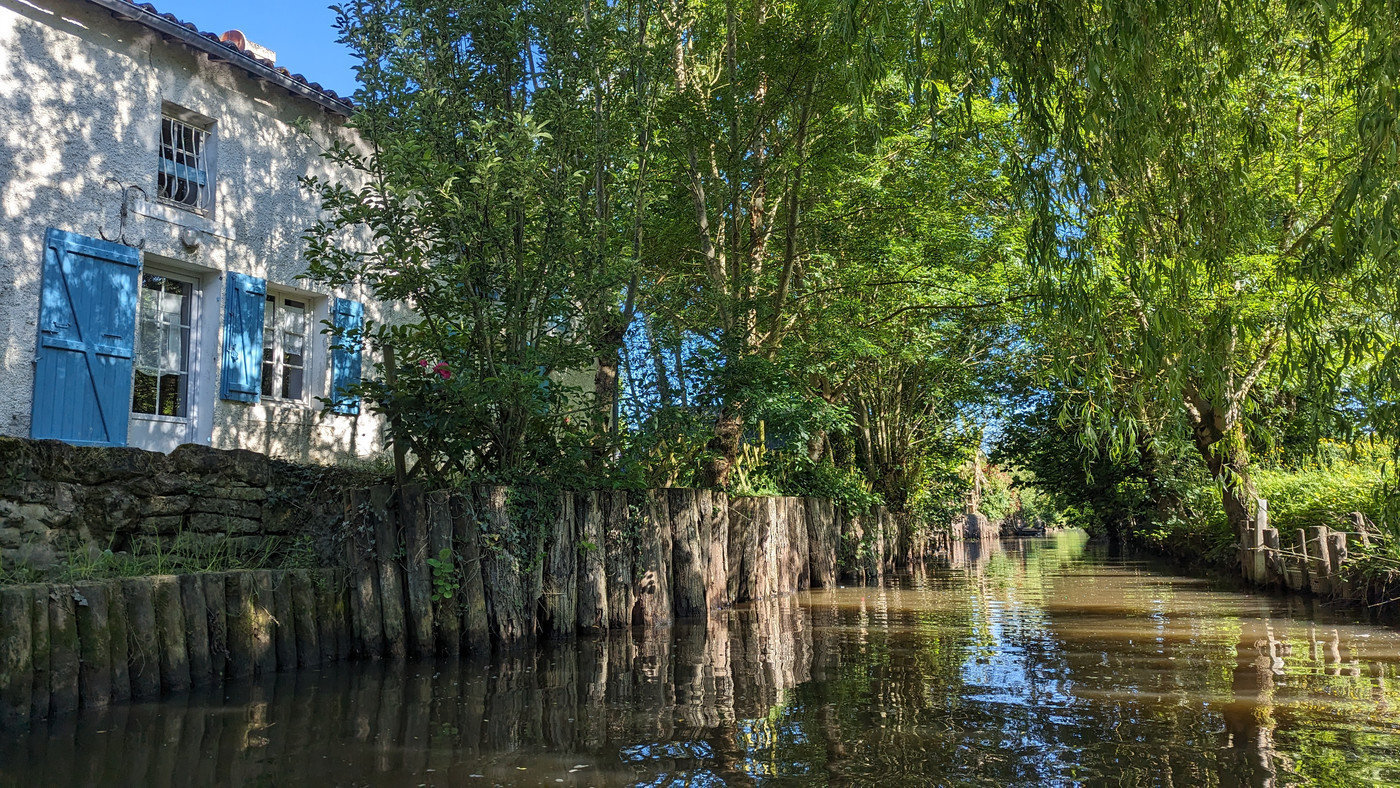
<box><xmin>576</xmin><ymin>491</ymin><xmax>609</xmax><ymax>631</ymax></box>
<box><xmin>427</xmin><ymin>490</ymin><xmax>462</xmax><ymax>655</ymax></box>
<box><xmin>399</xmin><ymin>483</ymin><xmax>435</xmax><ymax>657</ymax></box>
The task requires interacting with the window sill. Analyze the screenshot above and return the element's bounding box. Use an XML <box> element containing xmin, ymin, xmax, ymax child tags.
<box><xmin>131</xmin><ymin>412</ymin><xmax>190</xmax><ymax>424</ymax></box>
<box><xmin>132</xmin><ymin>196</ymin><xmax>237</xmax><ymax>241</ymax></box>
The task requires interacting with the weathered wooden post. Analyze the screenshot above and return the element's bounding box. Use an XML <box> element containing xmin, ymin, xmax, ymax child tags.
<box><xmin>289</xmin><ymin>570</ymin><xmax>320</xmax><ymax>668</ymax></box>
<box><xmin>477</xmin><ymin>484</ymin><xmax>531</xmax><ymax>643</ymax></box>
<box><xmin>369</xmin><ymin>484</ymin><xmax>408</xmax><ymax>659</ymax></box>
<box><xmin>48</xmin><ymin>585</ymin><xmax>80</xmax><ymax>715</ymax></box>
<box><xmin>105</xmin><ymin>578</ymin><xmax>130</xmax><ymax>703</ymax></box>
<box><xmin>727</xmin><ymin>497</ymin><xmax>754</xmax><ymax>603</ymax></box>
<box><xmin>271</xmin><ymin>571</ymin><xmax>297</xmax><ymax>671</ymax></box>
<box><xmin>669</xmin><ymin>489</ymin><xmax>707</xmax><ymax>617</ymax></box>
<box><xmin>449</xmin><ymin>492</ymin><xmax>491</xmax><ymax>649</ymax></box>
<box><xmin>28</xmin><ymin>586</ymin><xmax>48</xmax><ymax>721</ymax></box>
<box><xmin>123</xmin><ymin>577</ymin><xmax>162</xmax><ymax>697</ymax></box>
<box><xmin>1262</xmin><ymin>527</ymin><xmax>1282</xmax><ymax>585</ymax></box>
<box><xmin>73</xmin><ymin>581</ymin><xmax>113</xmax><ymax>709</ymax></box>
<box><xmin>0</xmin><ymin>585</ymin><xmax>34</xmax><ymax>728</ymax></box>
<box><xmin>576</xmin><ymin>491</ymin><xmax>609</xmax><ymax>631</ymax></box>
<box><xmin>399</xmin><ymin>483</ymin><xmax>436</xmax><ymax>657</ymax></box>
<box><xmin>543</xmin><ymin>491</ymin><xmax>579</xmax><ymax>639</ymax></box>
<box><xmin>703</xmin><ymin>490</ymin><xmax>730</xmax><ymax>611</ymax></box>
<box><xmin>605</xmin><ymin>491</ymin><xmax>635</xmax><ymax>629</ymax></box>
<box><xmin>792</xmin><ymin>498</ymin><xmax>811</xmax><ymax>591</ymax></box>
<box><xmin>1307</xmin><ymin>526</ymin><xmax>1333</xmax><ymax>596</ymax></box>
<box><xmin>634</xmin><ymin>489</ymin><xmax>673</xmax><ymax>627</ymax></box>
<box><xmin>1246</xmin><ymin>499</ymin><xmax>1269</xmax><ymax>585</ymax></box>
<box><xmin>1328</xmin><ymin>530</ymin><xmax>1349</xmax><ymax>598</ymax></box>
<box><xmin>1350</xmin><ymin>512</ymin><xmax>1372</xmax><ymax>548</ymax></box>
<box><xmin>201</xmin><ymin>573</ymin><xmax>227</xmax><ymax>682</ymax></box>
<box><xmin>426</xmin><ymin>490</ymin><xmax>462</xmax><ymax>655</ymax></box>
<box><xmin>250</xmin><ymin>570</ymin><xmax>277</xmax><ymax>675</ymax></box>
<box><xmin>177</xmin><ymin>574</ymin><xmax>212</xmax><ymax>686</ymax></box>
<box><xmin>344</xmin><ymin>489</ymin><xmax>385</xmax><ymax>659</ymax></box>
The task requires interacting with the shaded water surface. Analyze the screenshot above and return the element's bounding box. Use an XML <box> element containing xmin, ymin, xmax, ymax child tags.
<box><xmin>6</xmin><ymin>532</ymin><xmax>1400</xmax><ymax>786</ymax></box>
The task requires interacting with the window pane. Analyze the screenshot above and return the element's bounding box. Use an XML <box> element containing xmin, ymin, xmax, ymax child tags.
<box><xmin>136</xmin><ymin>318</ymin><xmax>160</xmax><ymax>370</ymax></box>
<box><xmin>262</xmin><ymin>353</ymin><xmax>275</xmax><ymax>398</ymax></box>
<box><xmin>282</xmin><ymin>365</ymin><xmax>303</xmax><ymax>400</ymax></box>
<box><xmin>132</xmin><ymin>370</ymin><xmax>158</xmax><ymax>415</ymax></box>
<box><xmin>157</xmin><ymin>374</ymin><xmax>185</xmax><ymax>417</ymax></box>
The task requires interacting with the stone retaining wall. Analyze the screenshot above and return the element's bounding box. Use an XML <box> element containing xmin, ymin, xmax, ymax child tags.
<box><xmin>0</xmin><ymin>438</ymin><xmax>379</xmax><ymax>573</ymax></box>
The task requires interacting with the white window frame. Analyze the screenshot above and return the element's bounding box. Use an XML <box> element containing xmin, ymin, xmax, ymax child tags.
<box><xmin>262</xmin><ymin>292</ymin><xmax>312</xmax><ymax>405</ymax></box>
<box><xmin>157</xmin><ymin>105</ymin><xmax>216</xmax><ymax>216</ymax></box>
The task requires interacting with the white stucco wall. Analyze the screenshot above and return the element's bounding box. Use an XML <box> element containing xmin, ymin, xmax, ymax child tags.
<box><xmin>0</xmin><ymin>0</ymin><xmax>390</xmax><ymax>464</ymax></box>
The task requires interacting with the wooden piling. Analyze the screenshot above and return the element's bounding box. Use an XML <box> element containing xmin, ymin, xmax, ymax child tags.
<box><xmin>727</xmin><ymin>497</ymin><xmax>755</xmax><ymax>603</ymax></box>
<box><xmin>313</xmin><ymin>569</ymin><xmax>341</xmax><ymax>664</ymax></box>
<box><xmin>1328</xmin><ymin>531</ymin><xmax>1351</xmax><ymax>599</ymax></box>
<box><xmin>104</xmin><ymin>579</ymin><xmax>130</xmax><ymax>703</ymax></box>
<box><xmin>702</xmin><ymin>490</ymin><xmax>729</xmax><ymax>611</ymax></box>
<box><xmin>449</xmin><ymin>493</ymin><xmax>491</xmax><ymax>649</ymax></box>
<box><xmin>1248</xmin><ymin>500</ymin><xmax>1269</xmax><ymax>585</ymax></box>
<box><xmin>29</xmin><ymin>584</ymin><xmax>49</xmax><ymax>720</ymax></box>
<box><xmin>223</xmin><ymin>571</ymin><xmax>255</xmax><ymax>680</ymax></box>
<box><xmin>178</xmin><ymin>575</ymin><xmax>212</xmax><ymax>686</ymax></box>
<box><xmin>669</xmin><ymin>489</ymin><xmax>707</xmax><ymax>617</ymax></box>
<box><xmin>1307</xmin><ymin>526</ymin><xmax>1333</xmax><ymax>595</ymax></box>
<box><xmin>0</xmin><ymin>585</ymin><xmax>34</xmax><ymax>728</ymax></box>
<box><xmin>201</xmin><ymin>573</ymin><xmax>227</xmax><ymax>682</ymax></box>
<box><xmin>604</xmin><ymin>490</ymin><xmax>635</xmax><ymax>630</ymax></box>
<box><xmin>792</xmin><ymin>498</ymin><xmax>811</xmax><ymax>591</ymax></box>
<box><xmin>150</xmin><ymin>576</ymin><xmax>190</xmax><ymax>694</ymax></box>
<box><xmin>576</xmin><ymin>491</ymin><xmax>609</xmax><ymax>632</ymax></box>
<box><xmin>271</xmin><ymin>571</ymin><xmax>297</xmax><ymax>671</ymax></box>
<box><xmin>48</xmin><ymin>585</ymin><xmax>80</xmax><ymax>715</ymax></box>
<box><xmin>1263</xmin><ymin>528</ymin><xmax>1282</xmax><ymax>586</ymax></box>
<box><xmin>399</xmin><ymin>483</ymin><xmax>435</xmax><ymax>657</ymax></box>
<box><xmin>477</xmin><ymin>484</ymin><xmax>531</xmax><ymax>643</ymax></box>
<box><xmin>122</xmin><ymin>577</ymin><xmax>161</xmax><ymax>698</ymax></box>
<box><xmin>634</xmin><ymin>489</ymin><xmax>673</xmax><ymax>627</ymax></box>
<box><xmin>250</xmin><ymin>571</ymin><xmax>278</xmax><ymax>674</ymax></box>
<box><xmin>369</xmin><ymin>484</ymin><xmax>408</xmax><ymax>659</ymax></box>
<box><xmin>72</xmin><ymin>581</ymin><xmax>112</xmax><ymax>708</ymax></box>
<box><xmin>543</xmin><ymin>491</ymin><xmax>579</xmax><ymax>639</ymax></box>
<box><xmin>290</xmin><ymin>570</ymin><xmax>320</xmax><ymax>668</ymax></box>
<box><xmin>839</xmin><ymin>510</ymin><xmax>865</xmax><ymax>585</ymax></box>
<box><xmin>344</xmin><ymin>489</ymin><xmax>385</xmax><ymax>659</ymax></box>
<box><xmin>424</xmin><ymin>491</ymin><xmax>462</xmax><ymax>655</ymax></box>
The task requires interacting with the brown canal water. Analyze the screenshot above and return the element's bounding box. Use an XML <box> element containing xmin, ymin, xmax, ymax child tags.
<box><xmin>5</xmin><ymin>531</ymin><xmax>1400</xmax><ymax>787</ymax></box>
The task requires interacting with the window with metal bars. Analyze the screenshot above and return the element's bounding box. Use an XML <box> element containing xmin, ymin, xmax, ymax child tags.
<box><xmin>158</xmin><ymin>116</ymin><xmax>212</xmax><ymax>213</ymax></box>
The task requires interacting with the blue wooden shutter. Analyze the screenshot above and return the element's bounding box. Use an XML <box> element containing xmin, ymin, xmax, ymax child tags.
<box><xmin>31</xmin><ymin>228</ymin><xmax>141</xmax><ymax>446</ymax></box>
<box><xmin>220</xmin><ymin>272</ymin><xmax>266</xmax><ymax>402</ymax></box>
<box><xmin>330</xmin><ymin>298</ymin><xmax>364</xmax><ymax>415</ymax></box>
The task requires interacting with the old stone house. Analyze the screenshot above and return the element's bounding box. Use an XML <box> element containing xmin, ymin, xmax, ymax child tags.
<box><xmin>0</xmin><ymin>0</ymin><xmax>387</xmax><ymax>463</ymax></box>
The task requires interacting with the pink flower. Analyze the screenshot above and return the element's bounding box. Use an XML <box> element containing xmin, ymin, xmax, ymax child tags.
<box><xmin>433</xmin><ymin>362</ymin><xmax>451</xmax><ymax>380</ymax></box>
<box><xmin>417</xmin><ymin>359</ymin><xmax>430</xmax><ymax>369</ymax></box>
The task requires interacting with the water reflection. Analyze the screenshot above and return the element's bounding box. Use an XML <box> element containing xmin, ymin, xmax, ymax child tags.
<box><xmin>6</xmin><ymin>533</ymin><xmax>1400</xmax><ymax>786</ymax></box>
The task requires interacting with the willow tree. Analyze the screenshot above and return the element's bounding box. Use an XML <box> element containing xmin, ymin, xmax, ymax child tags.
<box><xmin>303</xmin><ymin>0</ymin><xmax>655</xmax><ymax>482</ymax></box>
<box><xmin>935</xmin><ymin>0</ymin><xmax>1400</xmax><ymax>541</ymax></box>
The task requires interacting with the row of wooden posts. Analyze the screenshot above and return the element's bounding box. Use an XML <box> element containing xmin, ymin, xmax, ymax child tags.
<box><xmin>1241</xmin><ymin>500</ymin><xmax>1367</xmax><ymax>597</ymax></box>
<box><xmin>340</xmin><ymin>485</ymin><xmax>943</xmax><ymax>657</ymax></box>
<box><xmin>0</xmin><ymin>485</ymin><xmax>945</xmax><ymax>727</ymax></box>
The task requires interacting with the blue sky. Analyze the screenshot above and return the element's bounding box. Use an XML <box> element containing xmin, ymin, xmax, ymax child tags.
<box><xmin>151</xmin><ymin>0</ymin><xmax>357</xmax><ymax>96</ymax></box>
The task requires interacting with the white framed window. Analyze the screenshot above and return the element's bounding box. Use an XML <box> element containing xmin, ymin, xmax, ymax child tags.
<box><xmin>132</xmin><ymin>273</ymin><xmax>195</xmax><ymax>418</ymax></box>
<box><xmin>262</xmin><ymin>294</ymin><xmax>309</xmax><ymax>402</ymax></box>
<box><xmin>158</xmin><ymin>115</ymin><xmax>213</xmax><ymax>214</ymax></box>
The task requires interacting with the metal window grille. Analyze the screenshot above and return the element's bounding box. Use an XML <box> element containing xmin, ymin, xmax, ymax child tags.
<box><xmin>158</xmin><ymin>116</ymin><xmax>211</xmax><ymax>213</ymax></box>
